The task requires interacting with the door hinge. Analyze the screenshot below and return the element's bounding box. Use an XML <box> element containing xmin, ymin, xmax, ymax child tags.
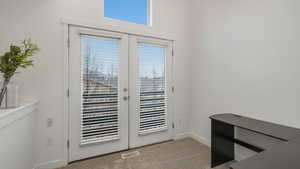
<box><xmin>172</xmin><ymin>122</ymin><xmax>175</xmax><ymax>129</ymax></box>
<box><xmin>172</xmin><ymin>86</ymin><xmax>175</xmax><ymax>93</ymax></box>
<box><xmin>67</xmin><ymin>140</ymin><xmax>70</xmax><ymax>148</ymax></box>
<box><xmin>67</xmin><ymin>89</ymin><xmax>70</xmax><ymax>98</ymax></box>
<box><xmin>67</xmin><ymin>37</ymin><xmax>70</xmax><ymax>48</ymax></box>
<box><xmin>172</xmin><ymin>49</ymin><xmax>174</xmax><ymax>56</ymax></box>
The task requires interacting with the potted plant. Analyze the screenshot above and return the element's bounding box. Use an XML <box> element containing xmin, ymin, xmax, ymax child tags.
<box><xmin>0</xmin><ymin>39</ymin><xmax>39</xmax><ymax>108</ymax></box>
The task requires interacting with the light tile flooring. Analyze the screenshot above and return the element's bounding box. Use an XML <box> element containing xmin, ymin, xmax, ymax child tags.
<box><xmin>61</xmin><ymin>138</ymin><xmax>229</xmax><ymax>169</ymax></box>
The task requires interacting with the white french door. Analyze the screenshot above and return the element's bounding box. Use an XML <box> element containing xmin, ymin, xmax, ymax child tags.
<box><xmin>68</xmin><ymin>26</ymin><xmax>174</xmax><ymax>162</ymax></box>
<box><xmin>68</xmin><ymin>27</ymin><xmax>129</xmax><ymax>162</ymax></box>
<box><xmin>129</xmin><ymin>36</ymin><xmax>174</xmax><ymax>148</ymax></box>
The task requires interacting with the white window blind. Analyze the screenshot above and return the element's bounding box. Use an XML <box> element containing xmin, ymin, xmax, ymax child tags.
<box><xmin>81</xmin><ymin>36</ymin><xmax>120</xmax><ymax>145</ymax></box>
<box><xmin>138</xmin><ymin>43</ymin><xmax>168</xmax><ymax>135</ymax></box>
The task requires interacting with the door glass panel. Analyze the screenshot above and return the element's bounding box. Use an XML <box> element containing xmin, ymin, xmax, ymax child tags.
<box><xmin>138</xmin><ymin>43</ymin><xmax>168</xmax><ymax>135</ymax></box>
<box><xmin>81</xmin><ymin>36</ymin><xmax>120</xmax><ymax>145</ymax></box>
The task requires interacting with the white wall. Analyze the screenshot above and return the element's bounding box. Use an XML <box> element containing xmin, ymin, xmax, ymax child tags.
<box><xmin>0</xmin><ymin>109</ymin><xmax>36</xmax><ymax>169</ymax></box>
<box><xmin>190</xmin><ymin>0</ymin><xmax>300</xmax><ymax>146</ymax></box>
<box><xmin>4</xmin><ymin>0</ymin><xmax>300</xmax><ymax>167</ymax></box>
<box><xmin>0</xmin><ymin>0</ymin><xmax>192</xmax><ymax>168</ymax></box>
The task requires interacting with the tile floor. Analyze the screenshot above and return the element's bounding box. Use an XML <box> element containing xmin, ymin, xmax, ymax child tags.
<box><xmin>60</xmin><ymin>138</ymin><xmax>229</xmax><ymax>169</ymax></box>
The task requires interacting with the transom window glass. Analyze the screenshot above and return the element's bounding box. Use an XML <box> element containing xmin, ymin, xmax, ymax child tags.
<box><xmin>104</xmin><ymin>0</ymin><xmax>150</xmax><ymax>25</ymax></box>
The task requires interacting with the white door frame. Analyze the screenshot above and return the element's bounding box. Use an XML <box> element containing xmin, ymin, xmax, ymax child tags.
<box><xmin>63</xmin><ymin>20</ymin><xmax>176</xmax><ymax>165</ymax></box>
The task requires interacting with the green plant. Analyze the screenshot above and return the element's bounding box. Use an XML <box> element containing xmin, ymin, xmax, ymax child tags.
<box><xmin>0</xmin><ymin>39</ymin><xmax>39</xmax><ymax>106</ymax></box>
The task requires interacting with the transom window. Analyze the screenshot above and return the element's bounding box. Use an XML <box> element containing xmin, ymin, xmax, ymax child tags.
<box><xmin>104</xmin><ymin>0</ymin><xmax>151</xmax><ymax>25</ymax></box>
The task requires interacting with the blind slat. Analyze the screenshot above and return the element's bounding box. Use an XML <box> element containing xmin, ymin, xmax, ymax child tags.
<box><xmin>138</xmin><ymin>43</ymin><xmax>168</xmax><ymax>135</ymax></box>
<box><xmin>80</xmin><ymin>37</ymin><xmax>120</xmax><ymax>145</ymax></box>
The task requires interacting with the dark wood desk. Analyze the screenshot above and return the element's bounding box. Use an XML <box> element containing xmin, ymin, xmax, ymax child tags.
<box><xmin>210</xmin><ymin>114</ymin><xmax>300</xmax><ymax>169</ymax></box>
<box><xmin>230</xmin><ymin>136</ymin><xmax>300</xmax><ymax>169</ymax></box>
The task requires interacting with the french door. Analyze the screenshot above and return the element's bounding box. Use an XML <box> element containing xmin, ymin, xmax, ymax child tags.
<box><xmin>68</xmin><ymin>26</ymin><xmax>174</xmax><ymax>162</ymax></box>
<box><xmin>129</xmin><ymin>36</ymin><xmax>174</xmax><ymax>148</ymax></box>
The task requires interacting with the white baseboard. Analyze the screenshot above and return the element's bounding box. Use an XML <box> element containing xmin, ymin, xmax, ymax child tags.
<box><xmin>174</xmin><ymin>132</ymin><xmax>211</xmax><ymax>147</ymax></box>
<box><xmin>33</xmin><ymin>159</ymin><xmax>65</xmax><ymax>169</ymax></box>
<box><xmin>174</xmin><ymin>132</ymin><xmax>190</xmax><ymax>140</ymax></box>
<box><xmin>187</xmin><ymin>132</ymin><xmax>211</xmax><ymax>147</ymax></box>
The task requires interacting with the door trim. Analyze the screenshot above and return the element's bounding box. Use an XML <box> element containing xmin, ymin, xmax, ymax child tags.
<box><xmin>61</xmin><ymin>18</ymin><xmax>175</xmax><ymax>41</ymax></box>
<box><xmin>63</xmin><ymin>23</ymin><xmax>175</xmax><ymax>164</ymax></box>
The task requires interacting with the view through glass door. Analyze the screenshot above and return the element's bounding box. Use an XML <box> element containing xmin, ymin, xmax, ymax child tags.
<box><xmin>129</xmin><ymin>36</ymin><xmax>174</xmax><ymax>148</ymax></box>
<box><xmin>68</xmin><ymin>26</ymin><xmax>174</xmax><ymax>162</ymax></box>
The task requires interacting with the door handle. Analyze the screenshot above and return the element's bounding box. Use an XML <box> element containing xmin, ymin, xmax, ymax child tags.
<box><xmin>123</xmin><ymin>96</ymin><xmax>129</xmax><ymax>101</ymax></box>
